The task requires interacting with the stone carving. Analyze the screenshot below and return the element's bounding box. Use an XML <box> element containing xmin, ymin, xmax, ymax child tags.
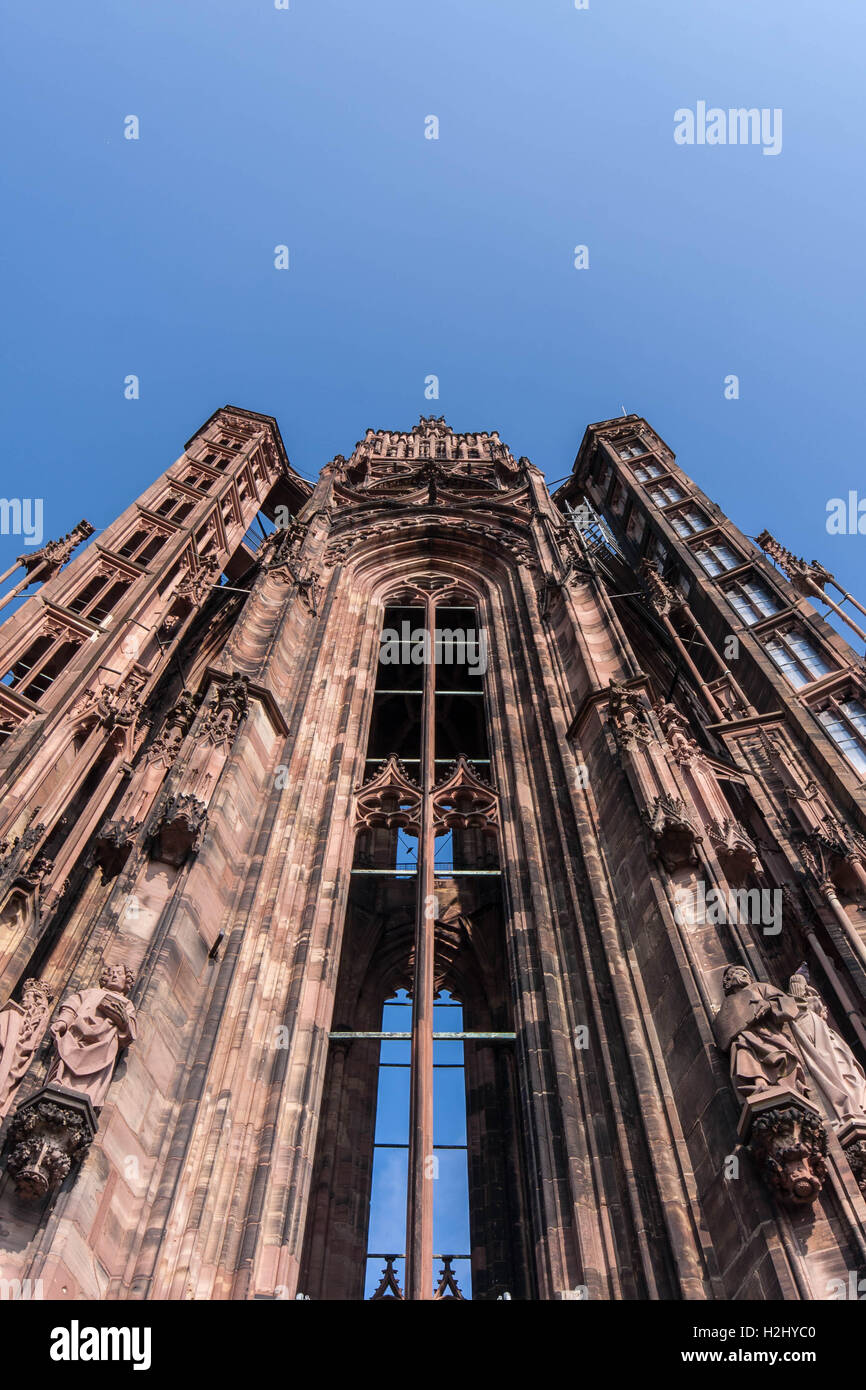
<box><xmin>713</xmin><ymin>965</ymin><xmax>807</xmax><ymax>1103</ymax></box>
<box><xmin>755</xmin><ymin>530</ymin><xmax>834</xmax><ymax>595</ymax></box>
<box><xmin>145</xmin><ymin>690</ymin><xmax>199</xmax><ymax>766</ymax></box>
<box><xmin>705</xmin><ymin>817</ymin><xmax>760</xmax><ymax>878</ymax></box>
<box><xmin>45</xmin><ymin>962</ymin><xmax>136</xmax><ymax>1109</ymax></box>
<box><xmin>73</xmin><ymin>671</ymin><xmax>147</xmax><ymax>734</ymax></box>
<box><xmin>263</xmin><ymin>520</ymin><xmax>308</xmax><ymax>568</ymax></box>
<box><xmin>714</xmin><ymin>965</ymin><xmax>828</xmax><ymax>1208</ymax></box>
<box><xmin>176</xmin><ymin>556</ymin><xmax>220</xmax><ymax>605</ymax></box>
<box><xmin>642</xmin><ymin>792</ymin><xmax>702</xmax><ymax>871</ymax></box>
<box><xmin>196</xmin><ymin>672</ymin><xmax>249</xmax><ymax>747</ymax></box>
<box><xmin>787</xmin><ymin>969</ymin><xmax>866</xmax><ymax>1129</ymax></box>
<box><xmin>0</xmin><ymin>823</ymin><xmax>51</xmax><ymax>894</ymax></box>
<box><xmin>17</xmin><ymin>520</ymin><xmax>94</xmax><ymax>577</ymax></box>
<box><xmin>369</xmin><ymin>1255</ymin><xmax>405</xmax><ymax>1300</ymax></box>
<box><xmin>355</xmin><ymin>755</ymin><xmax>422</xmax><ymax>833</ymax></box>
<box><xmin>432</xmin><ymin>756</ymin><xmax>498</xmax><ymax>834</ymax></box>
<box><xmin>747</xmin><ymin>1099</ymin><xmax>828</xmax><ymax>1209</ymax></box>
<box><xmin>653</xmin><ymin>698</ymin><xmax>703</xmax><ymax>765</ymax></box>
<box><xmin>150</xmin><ymin>792</ymin><xmax>208</xmax><ymax>867</ymax></box>
<box><xmin>0</xmin><ymin>979</ymin><xmax>54</xmax><ymax>1118</ymax></box>
<box><xmin>6</xmin><ymin>1088</ymin><xmax>96</xmax><ymax>1201</ymax></box>
<box><xmin>433</xmin><ymin>1255</ymin><xmax>466</xmax><ymax>1301</ymax></box>
<box><xmin>92</xmin><ymin>817</ymin><xmax>141</xmax><ymax>882</ymax></box>
<box><xmin>607</xmin><ymin>679</ymin><xmax>654</xmax><ymax>754</ymax></box>
<box><xmin>639</xmin><ymin>558</ymin><xmax>685</xmax><ymax>617</ymax></box>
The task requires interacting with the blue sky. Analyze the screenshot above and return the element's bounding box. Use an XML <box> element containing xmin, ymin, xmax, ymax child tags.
<box><xmin>1</xmin><ymin>0</ymin><xmax>864</xmax><ymax>622</ymax></box>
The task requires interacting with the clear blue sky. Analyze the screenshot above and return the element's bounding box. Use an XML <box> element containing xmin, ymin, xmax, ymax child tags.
<box><xmin>1</xmin><ymin>0</ymin><xmax>864</xmax><ymax>619</ymax></box>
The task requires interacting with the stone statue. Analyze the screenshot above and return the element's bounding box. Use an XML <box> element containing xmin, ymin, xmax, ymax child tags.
<box><xmin>712</xmin><ymin>964</ymin><xmax>807</xmax><ymax>1103</ymax></box>
<box><xmin>714</xmin><ymin>964</ymin><xmax>829</xmax><ymax>1208</ymax></box>
<box><xmin>787</xmin><ymin>969</ymin><xmax>866</xmax><ymax>1128</ymax></box>
<box><xmin>0</xmin><ymin>978</ymin><xmax>54</xmax><ymax>1117</ymax></box>
<box><xmin>46</xmin><ymin>963</ymin><xmax>136</xmax><ymax>1109</ymax></box>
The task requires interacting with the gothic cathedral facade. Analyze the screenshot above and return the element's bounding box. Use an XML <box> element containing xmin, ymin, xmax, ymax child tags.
<box><xmin>1</xmin><ymin>406</ymin><xmax>866</xmax><ymax>1300</ymax></box>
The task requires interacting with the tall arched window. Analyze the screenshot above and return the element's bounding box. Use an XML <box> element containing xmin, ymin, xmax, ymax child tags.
<box><xmin>300</xmin><ymin>576</ymin><xmax>531</xmax><ymax>1300</ymax></box>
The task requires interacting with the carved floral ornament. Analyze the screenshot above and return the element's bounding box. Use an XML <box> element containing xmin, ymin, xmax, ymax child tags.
<box><xmin>176</xmin><ymin>556</ymin><xmax>221</xmax><ymax>605</ymax></box>
<box><xmin>195</xmin><ymin>672</ymin><xmax>250</xmax><ymax>747</ymax></box>
<box><xmin>71</xmin><ymin>670</ymin><xmax>148</xmax><ymax>736</ymax></box>
<box><xmin>354</xmin><ymin>755</ymin><xmax>498</xmax><ymax>838</ymax></box>
<box><xmin>322</xmin><ymin>517</ymin><xmax>536</xmax><ymax>570</ymax></box>
<box><xmin>0</xmin><ymin>822</ymin><xmax>52</xmax><ymax>894</ymax></box>
<box><xmin>704</xmin><ymin>817</ymin><xmax>760</xmax><ymax>876</ymax></box>
<box><xmin>431</xmin><ymin>756</ymin><xmax>498</xmax><ymax>834</ymax></box>
<box><xmin>355</xmin><ymin>755</ymin><xmax>422</xmax><ymax>833</ymax></box>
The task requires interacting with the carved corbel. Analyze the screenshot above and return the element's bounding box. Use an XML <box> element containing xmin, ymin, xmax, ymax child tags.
<box><xmin>5</xmin><ymin>1088</ymin><xmax>97</xmax><ymax>1201</ymax></box>
<box><xmin>740</xmin><ymin>1088</ymin><xmax>828</xmax><ymax>1209</ymax></box>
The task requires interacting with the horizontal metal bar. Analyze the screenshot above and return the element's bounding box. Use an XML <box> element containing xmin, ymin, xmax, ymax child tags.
<box><xmin>382</xmin><ymin>1000</ymin><xmax>463</xmax><ymax>1007</ymax></box>
<box><xmin>330</xmin><ymin>1031</ymin><xmax>516</xmax><ymax>1041</ymax></box>
<box><xmin>367</xmin><ymin>1254</ymin><xmax>472</xmax><ymax>1261</ymax></box>
<box><xmin>372</xmin><ymin>689</ymin><xmax>484</xmax><ymax>696</ymax></box>
<box><xmin>350</xmin><ymin>869</ymin><xmax>501</xmax><ymax>876</ymax></box>
<box><xmin>380</xmin><ymin>1062</ymin><xmax>466</xmax><ymax>1069</ymax></box>
<box><xmin>364</xmin><ymin>757</ymin><xmax>490</xmax><ymax>763</ymax></box>
<box><xmin>374</xmin><ymin>1143</ymin><xmax>468</xmax><ymax>1151</ymax></box>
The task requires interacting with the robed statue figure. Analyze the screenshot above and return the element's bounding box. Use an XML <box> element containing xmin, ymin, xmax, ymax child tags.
<box><xmin>713</xmin><ymin>964</ymin><xmax>808</xmax><ymax>1104</ymax></box>
<box><xmin>787</xmin><ymin>968</ymin><xmax>866</xmax><ymax>1127</ymax></box>
<box><xmin>46</xmin><ymin>962</ymin><xmax>136</xmax><ymax>1109</ymax></box>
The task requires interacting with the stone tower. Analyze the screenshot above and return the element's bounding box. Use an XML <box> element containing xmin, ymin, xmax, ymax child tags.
<box><xmin>1</xmin><ymin>406</ymin><xmax>866</xmax><ymax>1301</ymax></box>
